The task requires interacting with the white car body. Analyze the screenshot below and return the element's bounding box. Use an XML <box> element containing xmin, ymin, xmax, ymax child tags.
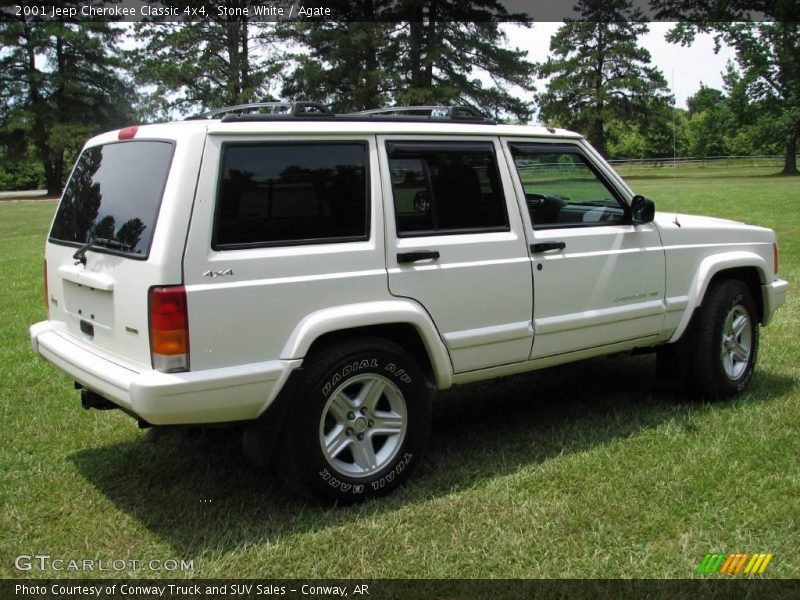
<box><xmin>30</xmin><ymin>117</ymin><xmax>789</xmax><ymax>428</ymax></box>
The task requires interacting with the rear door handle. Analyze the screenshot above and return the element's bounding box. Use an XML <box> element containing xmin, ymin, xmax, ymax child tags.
<box><xmin>397</xmin><ymin>250</ymin><xmax>440</xmax><ymax>264</ymax></box>
<box><xmin>531</xmin><ymin>242</ymin><xmax>566</xmax><ymax>253</ymax></box>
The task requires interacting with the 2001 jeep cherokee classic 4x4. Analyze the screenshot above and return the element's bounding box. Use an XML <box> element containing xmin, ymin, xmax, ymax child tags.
<box><xmin>30</xmin><ymin>103</ymin><xmax>789</xmax><ymax>503</ymax></box>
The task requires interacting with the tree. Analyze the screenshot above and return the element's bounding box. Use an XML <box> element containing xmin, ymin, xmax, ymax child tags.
<box><xmin>660</xmin><ymin>1</ymin><xmax>800</xmax><ymax>175</ymax></box>
<box><xmin>0</xmin><ymin>13</ymin><xmax>136</xmax><ymax>194</ymax></box>
<box><xmin>132</xmin><ymin>1</ymin><xmax>281</xmax><ymax>118</ymax></box>
<box><xmin>280</xmin><ymin>1</ymin><xmax>536</xmax><ymax>119</ymax></box>
<box><xmin>279</xmin><ymin>19</ymin><xmax>398</xmax><ymax>112</ymax></box>
<box><xmin>687</xmin><ymin>84</ymin><xmax>726</xmax><ymax>116</ymax></box>
<box><xmin>536</xmin><ymin>0</ymin><xmax>672</xmax><ymax>157</ymax></box>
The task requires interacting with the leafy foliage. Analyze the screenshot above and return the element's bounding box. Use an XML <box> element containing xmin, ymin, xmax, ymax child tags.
<box><xmin>536</xmin><ymin>0</ymin><xmax>672</xmax><ymax>157</ymax></box>
<box><xmin>131</xmin><ymin>2</ymin><xmax>282</xmax><ymax>119</ymax></box>
<box><xmin>0</xmin><ymin>13</ymin><xmax>136</xmax><ymax>193</ymax></box>
<box><xmin>279</xmin><ymin>1</ymin><xmax>535</xmax><ymax>119</ymax></box>
<box><xmin>659</xmin><ymin>1</ymin><xmax>800</xmax><ymax>174</ymax></box>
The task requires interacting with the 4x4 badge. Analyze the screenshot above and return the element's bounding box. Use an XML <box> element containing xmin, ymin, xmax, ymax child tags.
<box><xmin>203</xmin><ymin>269</ymin><xmax>234</xmax><ymax>277</ymax></box>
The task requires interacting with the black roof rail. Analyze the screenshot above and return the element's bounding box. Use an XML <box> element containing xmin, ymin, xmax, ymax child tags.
<box><xmin>186</xmin><ymin>101</ymin><xmax>333</xmax><ymax>121</ymax></box>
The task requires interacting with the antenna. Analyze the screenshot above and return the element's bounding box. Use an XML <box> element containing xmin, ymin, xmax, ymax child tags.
<box><xmin>672</xmin><ymin>70</ymin><xmax>681</xmax><ymax>227</ymax></box>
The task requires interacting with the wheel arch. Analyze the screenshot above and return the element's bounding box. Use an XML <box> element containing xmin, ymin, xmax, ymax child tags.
<box><xmin>669</xmin><ymin>252</ymin><xmax>769</xmax><ymax>344</ymax></box>
<box><xmin>280</xmin><ymin>301</ymin><xmax>454</xmax><ymax>389</ymax></box>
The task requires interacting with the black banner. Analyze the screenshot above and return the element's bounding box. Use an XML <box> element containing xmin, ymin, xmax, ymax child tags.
<box><xmin>0</xmin><ymin>0</ymin><xmax>788</xmax><ymax>23</ymax></box>
<box><xmin>3</xmin><ymin>579</ymin><xmax>800</xmax><ymax>600</ymax></box>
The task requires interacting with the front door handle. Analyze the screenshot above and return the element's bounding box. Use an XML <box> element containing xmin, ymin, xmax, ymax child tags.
<box><xmin>397</xmin><ymin>250</ymin><xmax>440</xmax><ymax>264</ymax></box>
<box><xmin>531</xmin><ymin>242</ymin><xmax>566</xmax><ymax>253</ymax></box>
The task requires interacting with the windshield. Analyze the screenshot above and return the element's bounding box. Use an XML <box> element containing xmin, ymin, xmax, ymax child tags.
<box><xmin>49</xmin><ymin>140</ymin><xmax>174</xmax><ymax>258</ymax></box>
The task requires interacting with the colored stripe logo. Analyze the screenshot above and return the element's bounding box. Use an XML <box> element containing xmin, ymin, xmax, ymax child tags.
<box><xmin>696</xmin><ymin>553</ymin><xmax>773</xmax><ymax>575</ymax></box>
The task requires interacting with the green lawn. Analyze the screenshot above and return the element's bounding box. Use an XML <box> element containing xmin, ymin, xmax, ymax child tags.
<box><xmin>1</xmin><ymin>164</ymin><xmax>798</xmax><ymax>579</ymax></box>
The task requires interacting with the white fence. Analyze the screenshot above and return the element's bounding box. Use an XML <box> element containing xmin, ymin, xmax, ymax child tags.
<box><xmin>607</xmin><ymin>155</ymin><xmax>794</xmax><ymax>169</ymax></box>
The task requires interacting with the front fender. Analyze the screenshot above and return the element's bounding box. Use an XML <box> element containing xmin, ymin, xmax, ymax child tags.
<box><xmin>669</xmin><ymin>250</ymin><xmax>770</xmax><ymax>343</ymax></box>
<box><xmin>280</xmin><ymin>300</ymin><xmax>454</xmax><ymax>389</ymax></box>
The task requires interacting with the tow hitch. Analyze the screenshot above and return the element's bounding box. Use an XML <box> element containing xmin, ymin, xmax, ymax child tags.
<box><xmin>80</xmin><ymin>389</ymin><xmax>117</xmax><ymax>411</ymax></box>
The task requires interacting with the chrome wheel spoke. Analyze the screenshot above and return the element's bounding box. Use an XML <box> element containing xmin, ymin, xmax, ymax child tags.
<box><xmin>328</xmin><ymin>393</ymin><xmax>355</xmax><ymax>423</ymax></box>
<box><xmin>351</xmin><ymin>439</ymin><xmax>378</xmax><ymax>471</ymax></box>
<box><xmin>733</xmin><ymin>343</ymin><xmax>749</xmax><ymax>362</ymax></box>
<box><xmin>371</xmin><ymin>411</ymin><xmax>404</xmax><ymax>435</ymax></box>
<box><xmin>733</xmin><ymin>314</ymin><xmax>749</xmax><ymax>337</ymax></box>
<box><xmin>359</xmin><ymin>378</ymin><xmax>387</xmax><ymax>412</ymax></box>
<box><xmin>325</xmin><ymin>425</ymin><xmax>351</xmax><ymax>459</ymax></box>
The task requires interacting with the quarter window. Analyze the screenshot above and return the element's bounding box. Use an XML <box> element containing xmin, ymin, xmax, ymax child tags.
<box><xmin>509</xmin><ymin>144</ymin><xmax>626</xmax><ymax>228</ymax></box>
<box><xmin>214</xmin><ymin>142</ymin><xmax>369</xmax><ymax>248</ymax></box>
<box><xmin>387</xmin><ymin>142</ymin><xmax>509</xmax><ymax>236</ymax></box>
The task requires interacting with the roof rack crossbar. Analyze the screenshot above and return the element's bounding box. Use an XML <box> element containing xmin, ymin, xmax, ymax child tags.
<box><xmin>350</xmin><ymin>105</ymin><xmax>489</xmax><ymax>121</ymax></box>
<box><xmin>186</xmin><ymin>101</ymin><xmax>334</xmax><ymax>121</ymax></box>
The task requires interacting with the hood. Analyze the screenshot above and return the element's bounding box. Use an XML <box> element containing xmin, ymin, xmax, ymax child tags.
<box><xmin>653</xmin><ymin>211</ymin><xmax>775</xmax><ymax>247</ymax></box>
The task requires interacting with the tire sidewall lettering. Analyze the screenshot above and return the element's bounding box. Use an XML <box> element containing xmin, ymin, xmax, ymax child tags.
<box><xmin>321</xmin><ymin>357</ymin><xmax>413</xmax><ymax>398</ymax></box>
<box><xmin>317</xmin><ymin>452</ymin><xmax>413</xmax><ymax>495</ymax></box>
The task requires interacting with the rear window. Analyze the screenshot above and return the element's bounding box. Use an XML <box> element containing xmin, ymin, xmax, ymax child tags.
<box><xmin>49</xmin><ymin>141</ymin><xmax>174</xmax><ymax>258</ymax></box>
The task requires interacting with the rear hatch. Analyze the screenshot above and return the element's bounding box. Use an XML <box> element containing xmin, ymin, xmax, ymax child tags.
<box><xmin>44</xmin><ymin>125</ymin><xmax>205</xmax><ymax>370</ymax></box>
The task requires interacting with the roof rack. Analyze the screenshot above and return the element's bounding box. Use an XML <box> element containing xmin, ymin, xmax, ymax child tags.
<box><xmin>186</xmin><ymin>101</ymin><xmax>333</xmax><ymax>121</ymax></box>
<box><xmin>192</xmin><ymin>102</ymin><xmax>497</xmax><ymax>125</ymax></box>
<box><xmin>349</xmin><ymin>105</ymin><xmax>490</xmax><ymax>121</ymax></box>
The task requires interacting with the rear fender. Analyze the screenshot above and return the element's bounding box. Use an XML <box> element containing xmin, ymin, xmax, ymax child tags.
<box><xmin>281</xmin><ymin>300</ymin><xmax>454</xmax><ymax>389</ymax></box>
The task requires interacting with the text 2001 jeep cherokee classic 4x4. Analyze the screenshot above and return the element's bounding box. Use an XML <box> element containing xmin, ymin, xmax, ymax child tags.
<box><xmin>30</xmin><ymin>103</ymin><xmax>789</xmax><ymax>502</ymax></box>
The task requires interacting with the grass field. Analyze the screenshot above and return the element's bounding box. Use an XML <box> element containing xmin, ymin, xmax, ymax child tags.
<box><xmin>1</xmin><ymin>164</ymin><xmax>798</xmax><ymax>579</ymax></box>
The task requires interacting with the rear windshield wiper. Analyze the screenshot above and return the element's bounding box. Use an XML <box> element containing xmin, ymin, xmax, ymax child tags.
<box><xmin>73</xmin><ymin>236</ymin><xmax>133</xmax><ymax>265</ymax></box>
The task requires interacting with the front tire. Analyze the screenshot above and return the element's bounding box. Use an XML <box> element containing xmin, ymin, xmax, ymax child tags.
<box><xmin>277</xmin><ymin>338</ymin><xmax>431</xmax><ymax>504</ymax></box>
<box><xmin>684</xmin><ymin>279</ymin><xmax>759</xmax><ymax>399</ymax></box>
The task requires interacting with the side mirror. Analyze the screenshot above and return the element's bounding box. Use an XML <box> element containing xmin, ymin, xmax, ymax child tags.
<box><xmin>630</xmin><ymin>195</ymin><xmax>655</xmax><ymax>224</ymax></box>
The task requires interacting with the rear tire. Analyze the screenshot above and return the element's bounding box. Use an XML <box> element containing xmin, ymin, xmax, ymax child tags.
<box><xmin>684</xmin><ymin>279</ymin><xmax>759</xmax><ymax>399</ymax></box>
<box><xmin>277</xmin><ymin>338</ymin><xmax>430</xmax><ymax>504</ymax></box>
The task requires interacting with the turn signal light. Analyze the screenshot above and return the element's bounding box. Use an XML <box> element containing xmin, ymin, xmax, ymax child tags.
<box><xmin>148</xmin><ymin>286</ymin><xmax>189</xmax><ymax>372</ymax></box>
<box><xmin>44</xmin><ymin>259</ymin><xmax>49</xmax><ymax>315</ymax></box>
<box><xmin>773</xmin><ymin>242</ymin><xmax>779</xmax><ymax>275</ymax></box>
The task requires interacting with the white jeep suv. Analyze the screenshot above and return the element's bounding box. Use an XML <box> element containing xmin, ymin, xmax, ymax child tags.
<box><xmin>30</xmin><ymin>103</ymin><xmax>789</xmax><ymax>502</ymax></box>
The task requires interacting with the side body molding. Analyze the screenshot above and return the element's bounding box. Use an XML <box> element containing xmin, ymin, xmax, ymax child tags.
<box><xmin>281</xmin><ymin>300</ymin><xmax>454</xmax><ymax>389</ymax></box>
<box><xmin>669</xmin><ymin>250</ymin><xmax>770</xmax><ymax>343</ymax></box>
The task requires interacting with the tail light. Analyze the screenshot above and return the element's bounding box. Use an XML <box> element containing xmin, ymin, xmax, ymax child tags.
<box><xmin>773</xmin><ymin>242</ymin><xmax>779</xmax><ymax>275</ymax></box>
<box><xmin>43</xmin><ymin>259</ymin><xmax>49</xmax><ymax>314</ymax></box>
<box><xmin>148</xmin><ymin>286</ymin><xmax>189</xmax><ymax>372</ymax></box>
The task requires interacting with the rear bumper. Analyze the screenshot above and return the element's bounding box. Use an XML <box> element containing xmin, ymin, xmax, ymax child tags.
<box><xmin>30</xmin><ymin>321</ymin><xmax>300</xmax><ymax>425</ymax></box>
<box><xmin>762</xmin><ymin>278</ymin><xmax>789</xmax><ymax>326</ymax></box>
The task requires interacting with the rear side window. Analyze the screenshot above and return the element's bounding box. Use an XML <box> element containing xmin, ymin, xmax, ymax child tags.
<box><xmin>386</xmin><ymin>141</ymin><xmax>509</xmax><ymax>236</ymax></box>
<box><xmin>50</xmin><ymin>141</ymin><xmax>174</xmax><ymax>258</ymax></box>
<box><xmin>214</xmin><ymin>142</ymin><xmax>369</xmax><ymax>248</ymax></box>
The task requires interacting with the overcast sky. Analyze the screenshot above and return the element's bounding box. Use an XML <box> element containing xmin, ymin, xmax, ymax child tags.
<box><xmin>504</xmin><ymin>22</ymin><xmax>736</xmax><ymax>117</ymax></box>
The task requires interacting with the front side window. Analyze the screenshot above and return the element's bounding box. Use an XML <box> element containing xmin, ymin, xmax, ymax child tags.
<box><xmin>387</xmin><ymin>142</ymin><xmax>509</xmax><ymax>236</ymax></box>
<box><xmin>214</xmin><ymin>142</ymin><xmax>368</xmax><ymax>248</ymax></box>
<box><xmin>509</xmin><ymin>144</ymin><xmax>627</xmax><ymax>228</ymax></box>
<box><xmin>50</xmin><ymin>141</ymin><xmax>174</xmax><ymax>258</ymax></box>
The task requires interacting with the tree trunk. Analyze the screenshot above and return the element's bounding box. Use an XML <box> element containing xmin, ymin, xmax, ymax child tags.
<box><xmin>240</xmin><ymin>20</ymin><xmax>249</xmax><ymax>102</ymax></box>
<box><xmin>23</xmin><ymin>23</ymin><xmax>59</xmax><ymax>195</ymax></box>
<box><xmin>592</xmin><ymin>24</ymin><xmax>607</xmax><ymax>157</ymax></box>
<box><xmin>226</xmin><ymin>20</ymin><xmax>241</xmax><ymax>105</ymax></box>
<box><xmin>410</xmin><ymin>21</ymin><xmax>423</xmax><ymax>87</ymax></box>
<box><xmin>780</xmin><ymin>129</ymin><xmax>798</xmax><ymax>175</ymax></box>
